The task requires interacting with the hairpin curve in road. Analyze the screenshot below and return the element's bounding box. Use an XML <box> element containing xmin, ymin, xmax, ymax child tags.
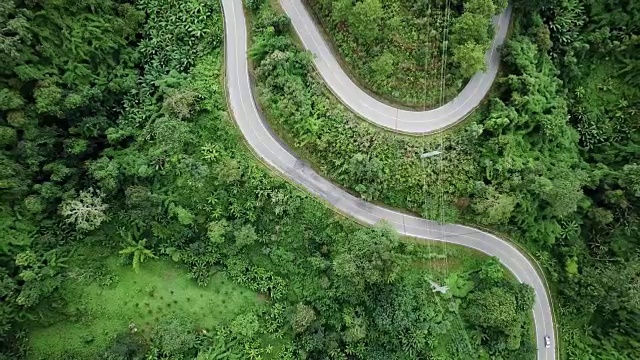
<box><xmin>220</xmin><ymin>0</ymin><xmax>555</xmax><ymax>358</ymax></box>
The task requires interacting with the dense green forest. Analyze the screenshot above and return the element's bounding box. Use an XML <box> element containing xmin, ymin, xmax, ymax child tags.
<box><xmin>251</xmin><ymin>0</ymin><xmax>640</xmax><ymax>359</ymax></box>
<box><xmin>0</xmin><ymin>0</ymin><xmax>535</xmax><ymax>359</ymax></box>
<box><xmin>1</xmin><ymin>0</ymin><xmax>639</xmax><ymax>358</ymax></box>
<box><xmin>306</xmin><ymin>0</ymin><xmax>506</xmax><ymax>108</ymax></box>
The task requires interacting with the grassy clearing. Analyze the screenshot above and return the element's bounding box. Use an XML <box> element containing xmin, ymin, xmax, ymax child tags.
<box><xmin>27</xmin><ymin>251</ymin><xmax>262</xmax><ymax>359</ymax></box>
<box><xmin>405</xmin><ymin>235</ymin><xmax>528</xmax><ymax>292</ymax></box>
<box><xmin>406</xmin><ymin>238</ymin><xmax>485</xmax><ymax>273</ymax></box>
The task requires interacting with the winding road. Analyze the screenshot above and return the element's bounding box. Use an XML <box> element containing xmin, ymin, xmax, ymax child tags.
<box><xmin>281</xmin><ymin>0</ymin><xmax>512</xmax><ymax>134</ymax></box>
<box><xmin>220</xmin><ymin>0</ymin><xmax>555</xmax><ymax>358</ymax></box>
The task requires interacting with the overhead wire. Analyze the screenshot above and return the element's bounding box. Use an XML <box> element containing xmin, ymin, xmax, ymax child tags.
<box><xmin>435</xmin><ymin>2</ymin><xmax>476</xmax><ymax>355</ymax></box>
<box><xmin>422</xmin><ymin>0</ymin><xmax>434</xmax><ymax>263</ymax></box>
<box><xmin>438</xmin><ymin>0</ymin><xmax>452</xmax><ymax>278</ymax></box>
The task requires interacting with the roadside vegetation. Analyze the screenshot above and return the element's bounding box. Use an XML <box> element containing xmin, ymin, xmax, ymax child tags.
<box><xmin>0</xmin><ymin>0</ymin><xmax>534</xmax><ymax>359</ymax></box>
<box><xmin>252</xmin><ymin>0</ymin><xmax>581</xmax><ymax>246</ymax></box>
<box><xmin>251</xmin><ymin>0</ymin><xmax>640</xmax><ymax>358</ymax></box>
<box><xmin>305</xmin><ymin>0</ymin><xmax>507</xmax><ymax>108</ymax></box>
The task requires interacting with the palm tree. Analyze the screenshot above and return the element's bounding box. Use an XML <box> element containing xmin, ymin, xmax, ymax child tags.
<box><xmin>119</xmin><ymin>229</ymin><xmax>156</xmax><ymax>273</ymax></box>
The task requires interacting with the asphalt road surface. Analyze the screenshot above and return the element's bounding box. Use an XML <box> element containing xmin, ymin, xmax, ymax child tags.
<box><xmin>220</xmin><ymin>0</ymin><xmax>555</xmax><ymax>358</ymax></box>
<box><xmin>281</xmin><ymin>0</ymin><xmax>512</xmax><ymax>134</ymax></box>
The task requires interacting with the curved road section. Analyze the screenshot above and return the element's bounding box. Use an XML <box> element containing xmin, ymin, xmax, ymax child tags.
<box><xmin>281</xmin><ymin>0</ymin><xmax>512</xmax><ymax>134</ymax></box>
<box><xmin>221</xmin><ymin>0</ymin><xmax>554</xmax><ymax>358</ymax></box>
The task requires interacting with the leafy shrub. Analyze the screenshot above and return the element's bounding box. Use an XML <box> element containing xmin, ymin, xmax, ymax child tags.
<box><xmin>151</xmin><ymin>315</ymin><xmax>197</xmax><ymax>356</ymax></box>
<box><xmin>246</xmin><ymin>0</ymin><xmax>264</xmax><ymax>12</ymax></box>
<box><xmin>101</xmin><ymin>332</ymin><xmax>146</xmax><ymax>360</ymax></box>
<box><xmin>230</xmin><ymin>312</ymin><xmax>260</xmax><ymax>338</ymax></box>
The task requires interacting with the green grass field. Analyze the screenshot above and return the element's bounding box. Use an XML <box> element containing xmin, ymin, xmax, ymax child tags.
<box><xmin>27</xmin><ymin>253</ymin><xmax>262</xmax><ymax>359</ymax></box>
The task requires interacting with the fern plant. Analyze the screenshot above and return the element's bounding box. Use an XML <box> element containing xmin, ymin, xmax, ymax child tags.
<box><xmin>118</xmin><ymin>227</ymin><xmax>157</xmax><ymax>272</ymax></box>
<box><xmin>195</xmin><ymin>335</ymin><xmax>241</xmax><ymax>359</ymax></box>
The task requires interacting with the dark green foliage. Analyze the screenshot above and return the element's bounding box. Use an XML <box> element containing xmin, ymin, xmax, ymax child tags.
<box><xmin>16</xmin><ymin>0</ymin><xmax>640</xmax><ymax>358</ymax></box>
<box><xmin>1</xmin><ymin>1</ymin><xmax>143</xmax><ymax>348</ymax></box>
<box><xmin>246</xmin><ymin>0</ymin><xmax>265</xmax><ymax>12</ymax></box>
<box><xmin>517</xmin><ymin>1</ymin><xmax>640</xmax><ymax>358</ymax></box>
<box><xmin>101</xmin><ymin>332</ymin><xmax>146</xmax><ymax>360</ymax></box>
<box><xmin>0</xmin><ymin>0</ymin><xmax>221</xmax><ymax>355</ymax></box>
<box><xmin>465</xmin><ymin>287</ymin><xmax>518</xmax><ymax>330</ymax></box>
<box><xmin>463</xmin><ymin>285</ymin><xmax>532</xmax><ymax>352</ymax></box>
<box><xmin>4</xmin><ymin>1</ymin><xmax>533</xmax><ymax>358</ymax></box>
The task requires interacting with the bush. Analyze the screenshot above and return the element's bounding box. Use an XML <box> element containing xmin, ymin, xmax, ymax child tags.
<box><xmin>230</xmin><ymin>312</ymin><xmax>260</xmax><ymax>338</ymax></box>
<box><xmin>291</xmin><ymin>303</ymin><xmax>316</xmax><ymax>334</ymax></box>
<box><xmin>101</xmin><ymin>332</ymin><xmax>146</xmax><ymax>360</ymax></box>
<box><xmin>151</xmin><ymin>315</ymin><xmax>196</xmax><ymax>356</ymax></box>
<box><xmin>246</xmin><ymin>0</ymin><xmax>264</xmax><ymax>12</ymax></box>
<box><xmin>0</xmin><ymin>126</ymin><xmax>17</xmax><ymax>147</ymax></box>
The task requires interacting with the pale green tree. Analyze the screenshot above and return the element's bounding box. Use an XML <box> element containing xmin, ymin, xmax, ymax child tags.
<box><xmin>349</xmin><ymin>0</ymin><xmax>383</xmax><ymax>45</ymax></box>
<box><xmin>163</xmin><ymin>89</ymin><xmax>200</xmax><ymax>120</ymax></box>
<box><xmin>453</xmin><ymin>42</ymin><xmax>487</xmax><ymax>78</ymax></box>
<box><xmin>465</xmin><ymin>0</ymin><xmax>497</xmax><ymax>18</ymax></box>
<box><xmin>234</xmin><ymin>224</ymin><xmax>257</xmax><ymax>248</ymax></box>
<box><xmin>451</xmin><ymin>13</ymin><xmax>490</xmax><ymax>47</ymax></box>
<box><xmin>152</xmin><ymin>316</ymin><xmax>196</xmax><ymax>355</ymax></box>
<box><xmin>292</xmin><ymin>303</ymin><xmax>316</xmax><ymax>333</ymax></box>
<box><xmin>0</xmin><ymin>126</ymin><xmax>17</xmax><ymax>147</ymax></box>
<box><xmin>59</xmin><ymin>189</ymin><xmax>108</xmax><ymax>231</ymax></box>
<box><xmin>331</xmin><ymin>0</ymin><xmax>352</xmax><ymax>25</ymax></box>
<box><xmin>370</xmin><ymin>52</ymin><xmax>394</xmax><ymax>86</ymax></box>
<box><xmin>472</xmin><ymin>186</ymin><xmax>516</xmax><ymax>225</ymax></box>
<box><xmin>464</xmin><ymin>287</ymin><xmax>518</xmax><ymax>331</ymax></box>
<box><xmin>230</xmin><ymin>312</ymin><xmax>260</xmax><ymax>338</ymax></box>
